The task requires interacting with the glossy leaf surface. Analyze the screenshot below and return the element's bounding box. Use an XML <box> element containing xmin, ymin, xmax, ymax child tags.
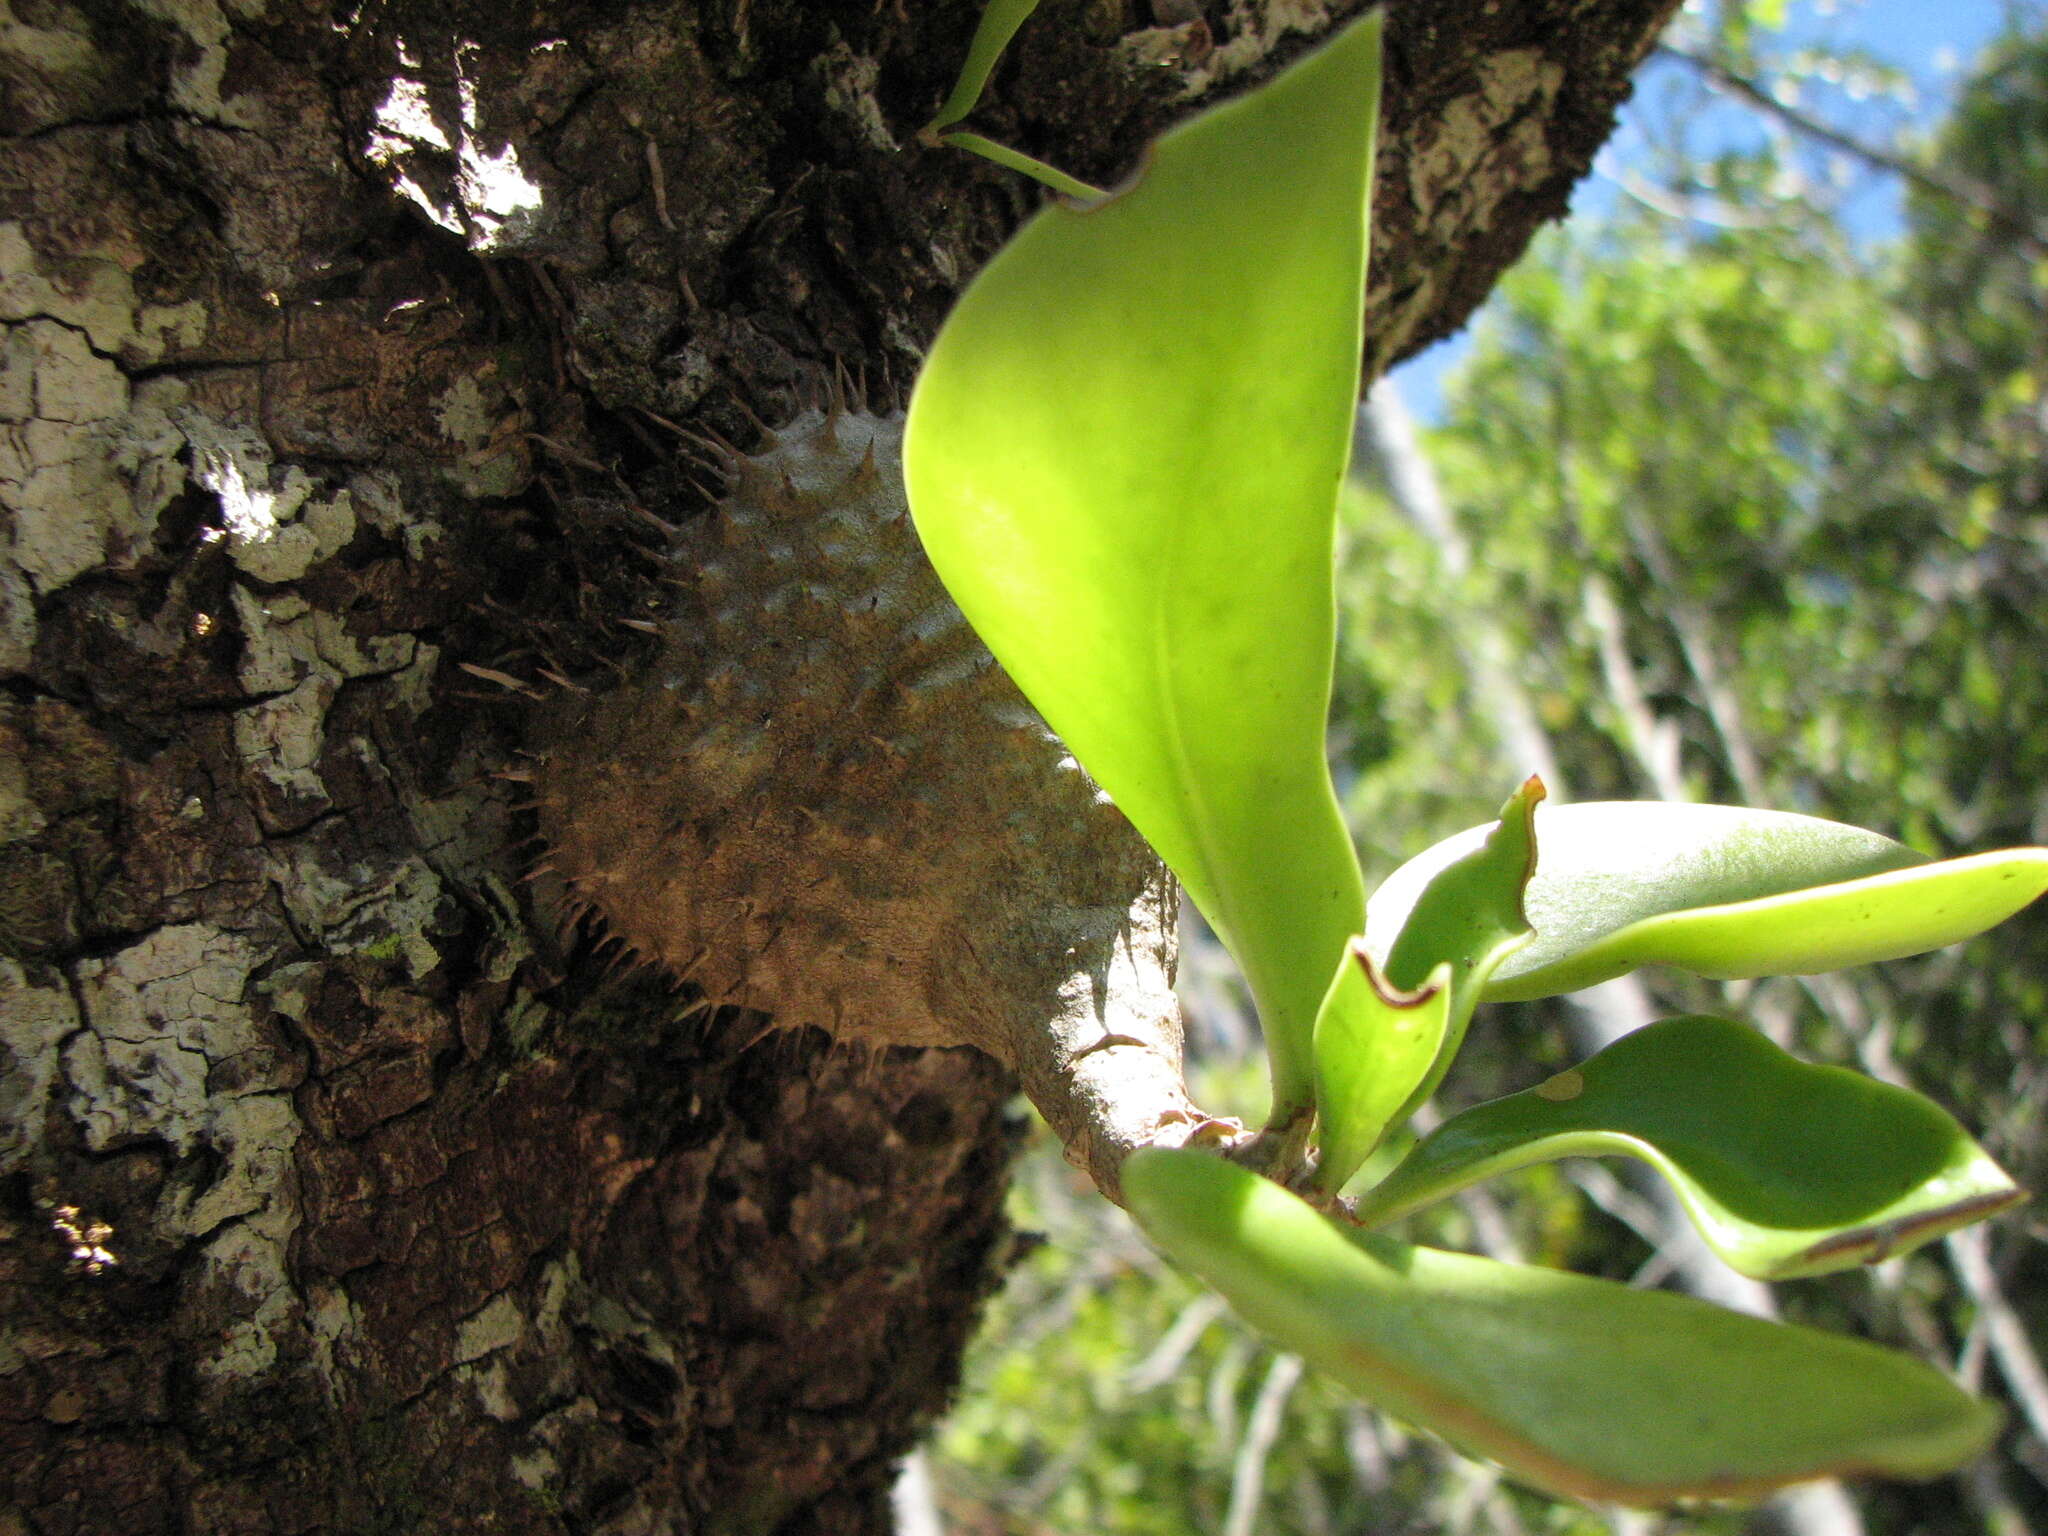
<box><xmin>1367</xmin><ymin>802</ymin><xmax>2048</xmax><ymax>1002</ymax></box>
<box><xmin>906</xmin><ymin>16</ymin><xmax>1381</xmax><ymax>1113</ymax></box>
<box><xmin>1124</xmin><ymin>1148</ymin><xmax>2000</xmax><ymax>1504</ymax></box>
<box><xmin>1311</xmin><ymin>946</ymin><xmax>1450</xmax><ymax>1193</ymax></box>
<box><xmin>1352</xmin><ymin>1015</ymin><xmax>2024</xmax><ymax>1277</ymax></box>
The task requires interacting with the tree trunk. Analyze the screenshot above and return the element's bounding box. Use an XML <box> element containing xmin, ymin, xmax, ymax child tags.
<box><xmin>0</xmin><ymin>0</ymin><xmax>1676</xmax><ymax>1530</ymax></box>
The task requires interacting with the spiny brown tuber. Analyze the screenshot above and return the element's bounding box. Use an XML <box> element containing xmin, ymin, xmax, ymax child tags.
<box><xmin>531</xmin><ymin>408</ymin><xmax>1215</xmax><ymax>1198</ymax></box>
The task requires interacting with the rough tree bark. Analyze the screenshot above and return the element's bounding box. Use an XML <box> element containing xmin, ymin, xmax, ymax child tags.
<box><xmin>0</xmin><ymin>1</ymin><xmax>1676</xmax><ymax>1531</ymax></box>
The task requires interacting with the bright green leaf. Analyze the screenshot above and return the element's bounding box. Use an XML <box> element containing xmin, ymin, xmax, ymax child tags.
<box><xmin>906</xmin><ymin>15</ymin><xmax>1382</xmax><ymax>1117</ymax></box>
<box><xmin>1124</xmin><ymin>1147</ymin><xmax>2001</xmax><ymax>1505</ymax></box>
<box><xmin>1367</xmin><ymin>801</ymin><xmax>2048</xmax><ymax>1002</ymax></box>
<box><xmin>1351</xmin><ymin>1015</ymin><xmax>2024</xmax><ymax>1277</ymax></box>
<box><xmin>1311</xmin><ymin>945</ymin><xmax>1451</xmax><ymax>1193</ymax></box>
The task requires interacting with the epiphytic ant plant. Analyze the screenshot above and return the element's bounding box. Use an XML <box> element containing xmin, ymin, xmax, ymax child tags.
<box><xmin>904</xmin><ymin>8</ymin><xmax>2048</xmax><ymax>1504</ymax></box>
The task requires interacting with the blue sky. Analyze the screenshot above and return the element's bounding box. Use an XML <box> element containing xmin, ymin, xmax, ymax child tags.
<box><xmin>1391</xmin><ymin>0</ymin><xmax>2031</xmax><ymax>418</ymax></box>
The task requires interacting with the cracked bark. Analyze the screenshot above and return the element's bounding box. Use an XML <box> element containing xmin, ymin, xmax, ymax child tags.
<box><xmin>0</xmin><ymin>0</ymin><xmax>1676</xmax><ymax>1530</ymax></box>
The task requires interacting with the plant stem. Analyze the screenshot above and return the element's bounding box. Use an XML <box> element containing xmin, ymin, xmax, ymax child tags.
<box><xmin>940</xmin><ymin>132</ymin><xmax>1107</xmax><ymax>201</ymax></box>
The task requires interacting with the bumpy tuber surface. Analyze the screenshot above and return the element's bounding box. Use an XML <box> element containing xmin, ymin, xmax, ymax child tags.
<box><xmin>534</xmin><ymin>410</ymin><xmax>1214</xmax><ymax>1197</ymax></box>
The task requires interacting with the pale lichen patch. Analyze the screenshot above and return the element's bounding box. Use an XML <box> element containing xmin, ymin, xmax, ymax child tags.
<box><xmin>433</xmin><ymin>369</ymin><xmax>529</xmax><ymax>499</ymax></box>
<box><xmin>232</xmin><ymin>584</ymin><xmax>417</xmax><ymax>696</ymax></box>
<box><xmin>453</xmin><ymin>1292</ymin><xmax>524</xmax><ymax>1365</ymax></box>
<box><xmin>22</xmin><ymin>321</ymin><xmax>127</xmax><ymax>423</ymax></box>
<box><xmin>305</xmin><ymin>1278</ymin><xmax>365</xmax><ymax>1400</ymax></box>
<box><xmin>64</xmin><ymin>927</ymin><xmax>271</xmax><ymax>1149</ymax></box>
<box><xmin>462</xmin><ymin>1357</ymin><xmax>522</xmax><ymax>1421</ymax></box>
<box><xmin>815</xmin><ymin>41</ymin><xmax>897</xmax><ymax>154</ymax></box>
<box><xmin>351</xmin><ymin>469</ymin><xmax>444</xmax><ymax>560</ymax></box>
<box><xmin>65</xmin><ymin>994</ymin><xmax>211</xmax><ymax>1158</ymax></box>
<box><xmin>233</xmin><ymin>587</ymin><xmax>312</xmax><ymax>695</ymax></box>
<box><xmin>1367</xmin><ymin>48</ymin><xmax>1563</xmax><ymax>363</ymax></box>
<box><xmin>0</xmin><ymin>316</ymin><xmax>176</xmax><ymax>595</ymax></box>
<box><xmin>0</xmin><ymin>226</ymin><xmax>140</xmax><ymax>357</ymax></box>
<box><xmin>0</xmin><ymin>563</ymin><xmax>31</xmax><ymax>674</ymax></box>
<box><xmin>186</xmin><ymin>416</ymin><xmax>359</xmax><ymax>583</ymax></box>
<box><xmin>193</xmin><ymin>1223</ymin><xmax>300</xmax><ymax>1384</ymax></box>
<box><xmin>233</xmin><ymin>673</ymin><xmax>337</xmax><ymax>816</ymax></box>
<box><xmin>0</xmin><ymin>325</ymin><xmax>31</xmax><ymax>421</ymax></box>
<box><xmin>0</xmin><ymin>1</ymin><xmax>99</xmax><ymax>82</ymax></box>
<box><xmin>390</xmin><ymin>639</ymin><xmax>443</xmax><ymax>720</ymax></box>
<box><xmin>527</xmin><ymin>1254</ymin><xmax>585</xmax><ymax>1400</ymax></box>
<box><xmin>354</xmin><ymin>861</ymin><xmax>449</xmax><ymax>972</ymax></box>
<box><xmin>6</xmin><ymin>419</ymin><xmax>136</xmax><ymax>591</ymax></box>
<box><xmin>0</xmin><ymin>238</ymin><xmax>198</xmax><ymax>650</ymax></box>
<box><xmin>273</xmin><ymin>847</ymin><xmax>449</xmax><ymax>981</ymax></box>
<box><xmin>531</xmin><ymin>1254</ymin><xmax>576</xmax><ymax>1346</ymax></box>
<box><xmin>1405</xmin><ymin>50</ymin><xmax>1564</xmax><ymax>239</ymax></box>
<box><xmin>310</xmin><ymin>606</ymin><xmax>415</xmax><ymax>678</ymax></box>
<box><xmin>56</xmin><ymin>928</ymin><xmax>308</xmax><ymax>1391</ymax></box>
<box><xmin>405</xmin><ymin>788</ymin><xmax>515</xmax><ymax>913</ymax></box>
<box><xmin>0</xmin><ymin>222</ymin><xmax>203</xmax><ymax>368</ymax></box>
<box><xmin>164</xmin><ymin>1092</ymin><xmax>301</xmax><ymax>1239</ymax></box>
<box><xmin>256</xmin><ymin>961</ymin><xmax>320</xmax><ymax>1035</ymax></box>
<box><xmin>130</xmin><ymin>0</ymin><xmax>263</xmax><ymax>129</ymax></box>
<box><xmin>0</xmin><ymin>959</ymin><xmax>82</xmax><ymax>1176</ymax></box>
<box><xmin>226</xmin><ymin>582</ymin><xmax>417</xmax><ymax>823</ymax></box>
<box><xmin>518</xmin><ymin>1398</ymin><xmax>603</xmax><ymax>1488</ymax></box>
<box><xmin>114</xmin><ymin>377</ymin><xmax>191</xmax><ymax>520</ymax></box>
<box><xmin>137</xmin><ymin>301</ymin><xmax>208</xmax><ymax>361</ymax></box>
<box><xmin>1174</xmin><ymin>0</ymin><xmax>1331</xmax><ymax>92</ymax></box>
<box><xmin>59</xmin><ymin>924</ymin><xmax>306</xmax><ymax>1372</ymax></box>
<box><xmin>435</xmin><ymin>373</ymin><xmax>497</xmax><ymax>449</ymax></box>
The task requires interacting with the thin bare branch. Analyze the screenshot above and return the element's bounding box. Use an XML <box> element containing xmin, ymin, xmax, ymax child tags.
<box><xmin>1658</xmin><ymin>43</ymin><xmax>2048</xmax><ymax>260</ymax></box>
<box><xmin>1946</xmin><ymin>1225</ymin><xmax>2048</xmax><ymax>1452</ymax></box>
<box><xmin>1127</xmin><ymin>1294</ymin><xmax>1229</xmax><ymax>1393</ymax></box>
<box><xmin>1224</xmin><ymin>1352</ymin><xmax>1305</xmax><ymax>1536</ymax></box>
<box><xmin>1583</xmin><ymin>571</ymin><xmax>1687</xmax><ymax>802</ymax></box>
